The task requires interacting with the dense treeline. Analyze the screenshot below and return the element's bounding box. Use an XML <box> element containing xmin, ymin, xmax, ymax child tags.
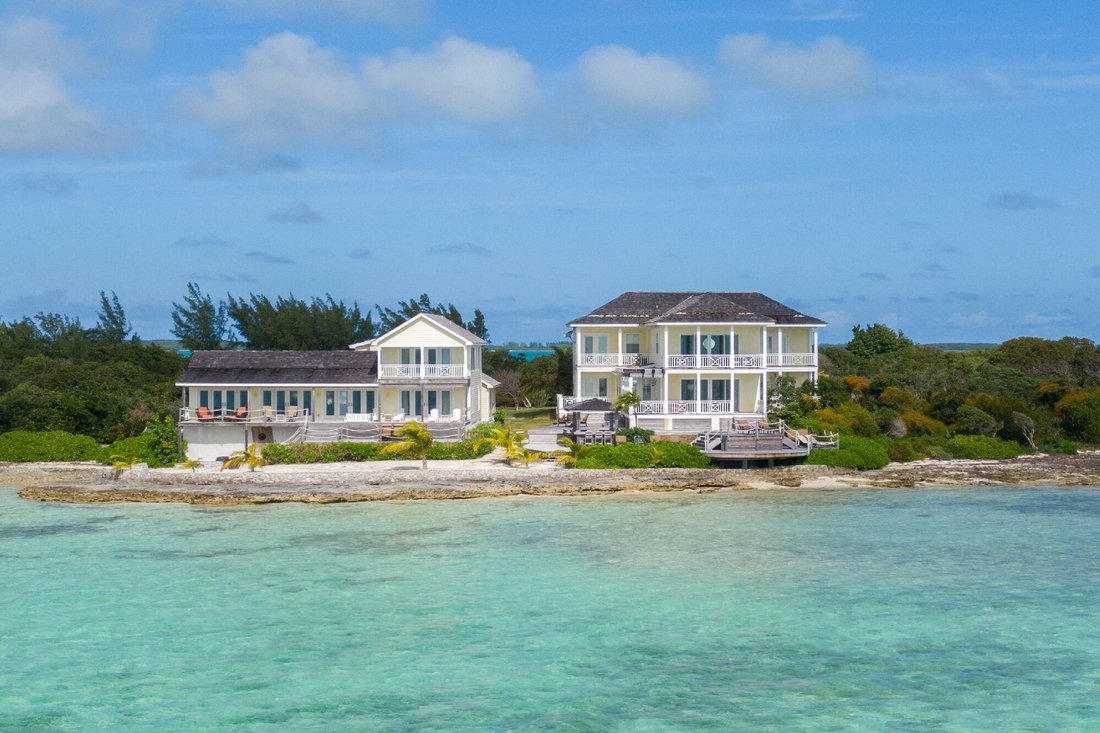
<box><xmin>483</xmin><ymin>346</ymin><xmax>573</xmax><ymax>408</ymax></box>
<box><xmin>0</xmin><ymin>298</ymin><xmax>183</xmax><ymax>442</ymax></box>
<box><xmin>781</xmin><ymin>325</ymin><xmax>1100</xmax><ymax>460</ymax></box>
<box><xmin>172</xmin><ymin>284</ymin><xmax>489</xmax><ymax>350</ymax></box>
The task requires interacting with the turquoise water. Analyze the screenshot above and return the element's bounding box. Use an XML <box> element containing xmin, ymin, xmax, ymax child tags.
<box><xmin>3</xmin><ymin>486</ymin><xmax>1100</xmax><ymax>731</ymax></box>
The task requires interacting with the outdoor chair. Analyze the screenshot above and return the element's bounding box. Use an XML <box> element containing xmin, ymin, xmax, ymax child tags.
<box><xmin>451</xmin><ymin>408</ymin><xmax>463</xmax><ymax>422</ymax></box>
<box><xmin>285</xmin><ymin>405</ymin><xmax>299</xmax><ymax>420</ymax></box>
<box><xmin>427</xmin><ymin>408</ymin><xmax>440</xmax><ymax>422</ymax></box>
<box><xmin>197</xmin><ymin>405</ymin><xmax>215</xmax><ymax>421</ymax></box>
<box><xmin>262</xmin><ymin>406</ymin><xmax>275</xmax><ymax>420</ymax></box>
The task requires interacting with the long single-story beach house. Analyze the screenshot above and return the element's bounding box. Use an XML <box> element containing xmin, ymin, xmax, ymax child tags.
<box><xmin>177</xmin><ymin>313</ymin><xmax>498</xmax><ymax>460</ymax></box>
<box><xmin>560</xmin><ymin>291</ymin><xmax>825</xmax><ymax>433</ymax></box>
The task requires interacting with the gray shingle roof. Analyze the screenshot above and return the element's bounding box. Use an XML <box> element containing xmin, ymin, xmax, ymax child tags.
<box><xmin>177</xmin><ymin>350</ymin><xmax>378</xmax><ymax>385</ymax></box>
<box><xmin>568</xmin><ymin>291</ymin><xmax>826</xmax><ymax>326</ymax></box>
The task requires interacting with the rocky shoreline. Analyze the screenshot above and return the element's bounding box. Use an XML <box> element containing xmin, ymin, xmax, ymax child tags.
<box><xmin>4</xmin><ymin>451</ymin><xmax>1100</xmax><ymax>505</ymax></box>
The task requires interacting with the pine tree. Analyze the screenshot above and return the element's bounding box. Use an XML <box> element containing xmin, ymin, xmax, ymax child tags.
<box><xmin>171</xmin><ymin>282</ymin><xmax>230</xmax><ymax>350</ymax></box>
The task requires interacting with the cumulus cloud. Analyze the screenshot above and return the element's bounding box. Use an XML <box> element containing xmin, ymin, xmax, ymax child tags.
<box><xmin>1022</xmin><ymin>312</ymin><xmax>1070</xmax><ymax>325</ymax></box>
<box><xmin>181</xmin><ymin>32</ymin><xmax>375</xmax><ymax>148</ymax></box>
<box><xmin>948</xmin><ymin>311</ymin><xmax>997</xmax><ymax>328</ymax></box>
<box><xmin>578</xmin><ymin>45</ymin><xmax>710</xmax><ymax>118</ymax></box>
<box><xmin>8</xmin><ymin>172</ymin><xmax>77</xmax><ymax>195</ymax></box>
<box><xmin>268</xmin><ymin>201</ymin><xmax>323</xmax><ymax>223</ymax></box>
<box><xmin>719</xmin><ymin>33</ymin><xmax>873</xmax><ymax>99</ymax></box>
<box><xmin>364</xmin><ymin>36</ymin><xmax>539</xmax><ymax>124</ymax></box>
<box><xmin>986</xmin><ymin>191</ymin><xmax>1062</xmax><ymax>210</ymax></box>
<box><xmin>0</xmin><ymin>17</ymin><xmax>120</xmax><ymax>154</ymax></box>
<box><xmin>181</xmin><ymin>33</ymin><xmax>539</xmax><ymax>148</ymax></box>
<box><xmin>429</xmin><ymin>242</ymin><xmax>493</xmax><ymax>257</ymax></box>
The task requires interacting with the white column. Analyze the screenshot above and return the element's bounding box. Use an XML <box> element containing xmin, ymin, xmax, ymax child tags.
<box><xmin>662</xmin><ymin>368</ymin><xmax>669</xmax><ymax>414</ymax></box>
<box><xmin>761</xmin><ymin>374</ymin><xmax>768</xmax><ymax>417</ymax></box>
<box><xmin>695</xmin><ymin>326</ymin><xmax>702</xmax><ymax>413</ymax></box>
<box><xmin>730</xmin><ymin>324</ymin><xmax>736</xmax><ymax>367</ymax></box>
<box><xmin>812</xmin><ymin>328</ymin><xmax>820</xmax><ymax>386</ymax></box>
<box><xmin>617</xmin><ymin>329</ymin><xmax>623</xmax><ymax>367</ymax></box>
<box><xmin>663</xmin><ymin>326</ymin><xmax>669</xmax><ymax>369</ymax></box>
<box><xmin>778</xmin><ymin>328</ymin><xmax>785</xmax><ymax>367</ymax></box>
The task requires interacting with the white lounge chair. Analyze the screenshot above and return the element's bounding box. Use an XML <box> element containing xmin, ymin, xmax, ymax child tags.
<box><xmin>451</xmin><ymin>408</ymin><xmax>463</xmax><ymax>422</ymax></box>
<box><xmin>393</xmin><ymin>411</ymin><xmax>405</xmax><ymax>422</ymax></box>
<box><xmin>427</xmin><ymin>408</ymin><xmax>439</xmax><ymax>422</ymax></box>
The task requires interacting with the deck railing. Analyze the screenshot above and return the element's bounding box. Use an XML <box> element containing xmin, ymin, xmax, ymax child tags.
<box><xmin>379</xmin><ymin>364</ymin><xmax>468</xmax><ymax>379</ymax></box>
<box><xmin>179</xmin><ymin>407</ymin><xmax>311</xmax><ymax>424</ymax></box>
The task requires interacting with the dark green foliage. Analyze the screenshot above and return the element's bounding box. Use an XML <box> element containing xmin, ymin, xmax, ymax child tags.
<box><xmin>885</xmin><ymin>439</ymin><xmax>925</xmax><ymax>463</ymax></box>
<box><xmin>0</xmin><ymin>430</ymin><xmax>104</xmax><ymax>462</ymax></box>
<box><xmin>941</xmin><ymin>435</ymin><xmax>1026</xmax><ymax>460</ymax></box>
<box><xmin>847</xmin><ymin>323</ymin><xmax>914</xmax><ymax>359</ymax></box>
<box><xmin>228</xmin><ymin>293</ymin><xmax>376</xmax><ymax>350</ymax></box>
<box><xmin>805</xmin><ymin>434</ymin><xmax>890</xmax><ymax>470</ymax></box>
<box><xmin>0</xmin><ymin>316</ymin><xmax>184</xmax><ymax>442</ymax></box>
<box><xmin>90</xmin><ymin>291</ymin><xmax>131</xmax><ymax>343</ymax></box>
<box><xmin>466</xmin><ymin>309</ymin><xmax>489</xmax><ymax>342</ymax></box>
<box><xmin>953</xmin><ymin>404</ymin><xmax>1001</xmax><ymax>436</ymax></box>
<box><xmin>171</xmin><ymin>282</ymin><xmax>230</xmax><ymax>349</ymax></box>
<box><xmin>1055</xmin><ymin>389</ymin><xmax>1100</xmax><ymax>443</ymax></box>
<box><xmin>575</xmin><ymin>441</ymin><xmax>712</xmax><ymax>469</ymax></box>
<box><xmin>261</xmin><ymin>439</ymin><xmax>492</xmax><ymax>465</ymax></box>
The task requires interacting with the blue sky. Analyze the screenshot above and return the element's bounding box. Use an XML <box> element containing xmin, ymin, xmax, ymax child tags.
<box><xmin>2</xmin><ymin>1</ymin><xmax>1098</xmax><ymax>345</ymax></box>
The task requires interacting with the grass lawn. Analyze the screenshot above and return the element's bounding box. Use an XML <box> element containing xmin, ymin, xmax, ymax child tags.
<box><xmin>499</xmin><ymin>407</ymin><xmax>556</xmax><ymax>431</ymax></box>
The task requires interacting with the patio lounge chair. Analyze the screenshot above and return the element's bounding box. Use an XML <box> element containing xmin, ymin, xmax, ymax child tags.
<box><xmin>286</xmin><ymin>405</ymin><xmax>299</xmax><ymax>420</ymax></box>
<box><xmin>451</xmin><ymin>408</ymin><xmax>463</xmax><ymax>422</ymax></box>
<box><xmin>197</xmin><ymin>405</ymin><xmax>215</xmax><ymax>421</ymax></box>
<box><xmin>427</xmin><ymin>408</ymin><xmax>440</xmax><ymax>422</ymax></box>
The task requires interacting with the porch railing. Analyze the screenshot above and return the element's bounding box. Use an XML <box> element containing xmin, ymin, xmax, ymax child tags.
<box><xmin>379</xmin><ymin>364</ymin><xmax>468</xmax><ymax>379</ymax></box>
<box><xmin>664</xmin><ymin>354</ymin><xmax>764</xmax><ymax>368</ymax></box>
<box><xmin>179</xmin><ymin>407</ymin><xmax>311</xmax><ymax>423</ymax></box>
<box><xmin>638</xmin><ymin>400</ymin><xmax>735</xmax><ymax>414</ymax></box>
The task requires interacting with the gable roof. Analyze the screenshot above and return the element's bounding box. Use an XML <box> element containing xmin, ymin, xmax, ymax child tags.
<box><xmin>568</xmin><ymin>291</ymin><xmax>826</xmax><ymax>327</ymax></box>
<box><xmin>177</xmin><ymin>350</ymin><xmax>378</xmax><ymax>386</ymax></box>
<box><xmin>349</xmin><ymin>312</ymin><xmax>487</xmax><ymax>349</ymax></box>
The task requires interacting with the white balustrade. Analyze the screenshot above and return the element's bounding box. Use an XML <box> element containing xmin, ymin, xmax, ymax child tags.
<box><xmin>766</xmin><ymin>353</ymin><xmax>815</xmax><ymax>367</ymax></box>
<box><xmin>380</xmin><ymin>364</ymin><xmax>467</xmax><ymax>379</ymax></box>
<box><xmin>577</xmin><ymin>353</ymin><xmax>653</xmax><ymax>367</ymax></box>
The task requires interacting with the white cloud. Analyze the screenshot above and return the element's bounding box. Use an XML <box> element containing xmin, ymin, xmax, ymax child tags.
<box><xmin>181</xmin><ymin>32</ymin><xmax>374</xmax><ymax>148</ymax></box>
<box><xmin>182</xmin><ymin>33</ymin><xmax>538</xmax><ymax>148</ymax></box>
<box><xmin>0</xmin><ymin>17</ymin><xmax>118</xmax><ymax>153</ymax></box>
<box><xmin>719</xmin><ymin>33</ymin><xmax>873</xmax><ymax>99</ymax></box>
<box><xmin>364</xmin><ymin>36</ymin><xmax>539</xmax><ymax>124</ymax></box>
<box><xmin>578</xmin><ymin>45</ymin><xmax>710</xmax><ymax>118</ymax></box>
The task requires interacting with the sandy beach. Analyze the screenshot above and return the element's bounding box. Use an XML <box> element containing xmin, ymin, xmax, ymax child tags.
<box><xmin>4</xmin><ymin>450</ymin><xmax>1100</xmax><ymax>504</ymax></box>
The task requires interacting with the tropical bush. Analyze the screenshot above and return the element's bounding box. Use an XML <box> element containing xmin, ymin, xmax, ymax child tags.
<box><xmin>0</xmin><ymin>430</ymin><xmax>104</xmax><ymax>462</ymax></box>
<box><xmin>941</xmin><ymin>435</ymin><xmax>1027</xmax><ymax>460</ymax></box>
<box><xmin>805</xmin><ymin>434</ymin><xmax>890</xmax><ymax>470</ymax></box>
<box><xmin>574</xmin><ymin>441</ymin><xmax>712</xmax><ymax>469</ymax></box>
<box><xmin>614</xmin><ymin>427</ymin><xmax>654</xmax><ymax>443</ymax></box>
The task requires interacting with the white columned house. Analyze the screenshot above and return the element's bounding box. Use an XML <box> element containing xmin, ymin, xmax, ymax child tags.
<box><xmin>560</xmin><ymin>291</ymin><xmax>825</xmax><ymax>433</ymax></box>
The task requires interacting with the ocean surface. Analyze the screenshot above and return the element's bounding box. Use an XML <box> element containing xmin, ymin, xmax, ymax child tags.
<box><xmin>3</xmin><ymin>485</ymin><xmax>1100</xmax><ymax>732</ymax></box>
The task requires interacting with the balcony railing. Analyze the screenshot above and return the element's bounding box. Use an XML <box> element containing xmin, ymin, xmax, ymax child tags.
<box><xmin>379</xmin><ymin>364</ymin><xmax>468</xmax><ymax>379</ymax></box>
<box><xmin>577</xmin><ymin>352</ymin><xmax>653</xmax><ymax>367</ymax></box>
<box><xmin>766</xmin><ymin>353</ymin><xmax>816</xmax><ymax>367</ymax></box>
<box><xmin>665</xmin><ymin>354</ymin><xmax>764</xmax><ymax>368</ymax></box>
<box><xmin>180</xmin><ymin>407</ymin><xmax>310</xmax><ymax>424</ymax></box>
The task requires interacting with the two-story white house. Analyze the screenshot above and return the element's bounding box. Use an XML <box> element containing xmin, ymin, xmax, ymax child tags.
<box><xmin>562</xmin><ymin>291</ymin><xmax>825</xmax><ymax>432</ymax></box>
<box><xmin>176</xmin><ymin>313</ymin><xmax>497</xmax><ymax>461</ymax></box>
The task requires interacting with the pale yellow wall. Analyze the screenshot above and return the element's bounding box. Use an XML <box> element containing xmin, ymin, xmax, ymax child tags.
<box><xmin>375</xmin><ymin>318</ymin><xmax>469</xmax><ymax>348</ymax></box>
<box><xmin>733</xmin><ymin>326</ymin><xmax>764</xmax><ymax>353</ymax></box>
<box><xmin>737</xmin><ymin>374</ymin><xmax>761</xmax><ymax>412</ymax></box>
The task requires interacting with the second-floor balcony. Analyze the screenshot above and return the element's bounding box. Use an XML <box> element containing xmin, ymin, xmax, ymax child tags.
<box><xmin>379</xmin><ymin>364</ymin><xmax>468</xmax><ymax>380</ymax></box>
<box><xmin>576</xmin><ymin>352</ymin><xmax>817</xmax><ymax>370</ymax></box>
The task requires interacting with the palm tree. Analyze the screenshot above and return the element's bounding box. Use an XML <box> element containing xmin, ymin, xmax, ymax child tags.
<box><xmin>222</xmin><ymin>444</ymin><xmax>266</xmax><ymax>472</ymax></box>
<box><xmin>381</xmin><ymin>421</ymin><xmax>434</xmax><ymax>469</ymax></box>
<box><xmin>473</xmin><ymin>426</ymin><xmax>527</xmax><ymax>466</ymax></box>
<box><xmin>180</xmin><ymin>458</ymin><xmax>202</xmax><ymax>473</ymax></box>
<box><xmin>613</xmin><ymin>390</ymin><xmax>641</xmax><ymax>428</ymax></box>
<box><xmin>554</xmin><ymin>436</ymin><xmax>584</xmax><ymax>468</ymax></box>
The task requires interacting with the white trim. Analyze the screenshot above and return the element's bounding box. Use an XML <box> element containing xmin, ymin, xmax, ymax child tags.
<box><xmin>354</xmin><ymin>312</ymin><xmax>482</xmax><ymax>349</ymax></box>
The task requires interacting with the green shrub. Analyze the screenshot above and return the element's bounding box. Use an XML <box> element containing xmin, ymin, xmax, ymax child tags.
<box><xmin>102</xmin><ymin>416</ymin><xmax>180</xmax><ymax>467</ymax></box>
<box><xmin>0</xmin><ymin>430</ymin><xmax>104</xmax><ymax>462</ymax></box>
<box><xmin>805</xmin><ymin>434</ymin><xmax>890</xmax><ymax>470</ymax></box>
<box><xmin>574</xmin><ymin>440</ymin><xmax>712</xmax><ymax>469</ymax></box>
<box><xmin>900</xmin><ymin>410</ymin><xmax>948</xmax><ymax>437</ymax></box>
<box><xmin>886</xmin><ymin>439</ymin><xmax>924</xmax><ymax>463</ymax></box>
<box><xmin>576</xmin><ymin>443</ymin><xmax>658</xmax><ymax>469</ymax></box>
<box><xmin>942</xmin><ymin>435</ymin><xmax>1026</xmax><ymax>460</ymax></box>
<box><xmin>614</xmin><ymin>427</ymin><xmax>654</xmax><ymax>443</ymax></box>
<box><xmin>652</xmin><ymin>441</ymin><xmax>713</xmax><ymax>468</ymax></box>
